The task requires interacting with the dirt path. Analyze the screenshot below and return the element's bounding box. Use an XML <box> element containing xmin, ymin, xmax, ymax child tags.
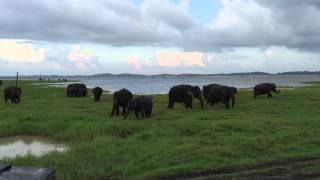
<box><xmin>157</xmin><ymin>156</ymin><xmax>320</xmax><ymax>180</ymax></box>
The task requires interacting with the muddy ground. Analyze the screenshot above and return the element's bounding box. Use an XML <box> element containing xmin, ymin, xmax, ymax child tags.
<box><xmin>158</xmin><ymin>156</ymin><xmax>320</xmax><ymax>180</ymax></box>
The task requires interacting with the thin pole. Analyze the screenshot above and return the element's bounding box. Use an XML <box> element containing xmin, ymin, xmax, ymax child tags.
<box><xmin>16</xmin><ymin>72</ymin><xmax>18</xmax><ymax>86</ymax></box>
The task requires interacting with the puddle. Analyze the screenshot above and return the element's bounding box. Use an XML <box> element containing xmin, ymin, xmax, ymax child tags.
<box><xmin>0</xmin><ymin>136</ymin><xmax>69</xmax><ymax>159</ymax></box>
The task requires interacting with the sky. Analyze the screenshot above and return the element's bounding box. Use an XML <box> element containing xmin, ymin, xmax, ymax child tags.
<box><xmin>1</xmin><ymin>0</ymin><xmax>320</xmax><ymax>75</ymax></box>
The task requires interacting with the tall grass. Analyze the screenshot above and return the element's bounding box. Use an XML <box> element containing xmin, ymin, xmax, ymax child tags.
<box><xmin>0</xmin><ymin>80</ymin><xmax>319</xmax><ymax>179</ymax></box>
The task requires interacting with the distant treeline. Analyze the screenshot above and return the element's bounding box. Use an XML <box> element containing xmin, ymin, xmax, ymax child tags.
<box><xmin>1</xmin><ymin>71</ymin><xmax>320</xmax><ymax>79</ymax></box>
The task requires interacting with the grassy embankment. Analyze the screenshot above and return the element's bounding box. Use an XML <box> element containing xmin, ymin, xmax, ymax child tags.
<box><xmin>0</xmin><ymin>80</ymin><xmax>320</xmax><ymax>179</ymax></box>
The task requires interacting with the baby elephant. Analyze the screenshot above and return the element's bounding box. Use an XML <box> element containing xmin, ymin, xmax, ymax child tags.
<box><xmin>110</xmin><ymin>89</ymin><xmax>133</xmax><ymax>117</ymax></box>
<box><xmin>92</xmin><ymin>87</ymin><xmax>103</xmax><ymax>101</ymax></box>
<box><xmin>207</xmin><ymin>85</ymin><xmax>237</xmax><ymax>109</ymax></box>
<box><xmin>4</xmin><ymin>86</ymin><xmax>22</xmax><ymax>104</ymax></box>
<box><xmin>67</xmin><ymin>83</ymin><xmax>87</xmax><ymax>97</ymax></box>
<box><xmin>254</xmin><ymin>83</ymin><xmax>280</xmax><ymax>98</ymax></box>
<box><xmin>124</xmin><ymin>96</ymin><xmax>153</xmax><ymax>119</ymax></box>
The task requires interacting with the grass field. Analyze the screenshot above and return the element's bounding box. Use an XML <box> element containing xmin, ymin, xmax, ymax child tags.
<box><xmin>0</xmin><ymin>80</ymin><xmax>320</xmax><ymax>179</ymax></box>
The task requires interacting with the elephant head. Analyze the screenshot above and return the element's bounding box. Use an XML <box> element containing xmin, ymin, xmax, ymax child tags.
<box><xmin>272</xmin><ymin>83</ymin><xmax>280</xmax><ymax>93</ymax></box>
<box><xmin>202</xmin><ymin>85</ymin><xmax>209</xmax><ymax>99</ymax></box>
<box><xmin>229</xmin><ymin>87</ymin><xmax>237</xmax><ymax>108</ymax></box>
<box><xmin>191</xmin><ymin>86</ymin><xmax>204</xmax><ymax>109</ymax></box>
<box><xmin>230</xmin><ymin>87</ymin><xmax>238</xmax><ymax>95</ymax></box>
<box><xmin>124</xmin><ymin>100</ymin><xmax>135</xmax><ymax>119</ymax></box>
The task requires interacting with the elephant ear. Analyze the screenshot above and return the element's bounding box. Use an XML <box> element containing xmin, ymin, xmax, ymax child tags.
<box><xmin>233</xmin><ymin>87</ymin><xmax>238</xmax><ymax>94</ymax></box>
<box><xmin>186</xmin><ymin>90</ymin><xmax>193</xmax><ymax>96</ymax></box>
<box><xmin>192</xmin><ymin>86</ymin><xmax>200</xmax><ymax>91</ymax></box>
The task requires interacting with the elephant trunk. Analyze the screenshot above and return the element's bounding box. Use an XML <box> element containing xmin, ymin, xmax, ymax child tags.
<box><xmin>124</xmin><ymin>108</ymin><xmax>130</xmax><ymax>119</ymax></box>
<box><xmin>273</xmin><ymin>89</ymin><xmax>280</xmax><ymax>94</ymax></box>
<box><xmin>231</xmin><ymin>96</ymin><xmax>236</xmax><ymax>108</ymax></box>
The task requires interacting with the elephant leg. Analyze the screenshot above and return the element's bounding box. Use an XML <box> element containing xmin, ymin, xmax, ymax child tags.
<box><xmin>231</xmin><ymin>96</ymin><xmax>235</xmax><ymax>109</ymax></box>
<box><xmin>223</xmin><ymin>98</ymin><xmax>230</xmax><ymax>109</ymax></box>
<box><xmin>267</xmin><ymin>92</ymin><xmax>272</xmax><ymax>98</ymax></box>
<box><xmin>140</xmin><ymin>112</ymin><xmax>145</xmax><ymax>118</ymax></box>
<box><xmin>168</xmin><ymin>99</ymin><xmax>174</xmax><ymax>109</ymax></box>
<box><xmin>225</xmin><ymin>102</ymin><xmax>229</xmax><ymax>109</ymax></box>
<box><xmin>184</xmin><ymin>102</ymin><xmax>188</xmax><ymax>109</ymax></box>
<box><xmin>5</xmin><ymin>97</ymin><xmax>7</xmax><ymax>103</ymax></box>
<box><xmin>122</xmin><ymin>106</ymin><xmax>126</xmax><ymax>115</ymax></box>
<box><xmin>110</xmin><ymin>106</ymin><xmax>115</xmax><ymax>117</ymax></box>
<box><xmin>135</xmin><ymin>110</ymin><xmax>140</xmax><ymax>119</ymax></box>
<box><xmin>140</xmin><ymin>108</ymin><xmax>146</xmax><ymax>118</ymax></box>
<box><xmin>146</xmin><ymin>112</ymin><xmax>151</xmax><ymax>118</ymax></box>
<box><xmin>116</xmin><ymin>106</ymin><xmax>120</xmax><ymax>116</ymax></box>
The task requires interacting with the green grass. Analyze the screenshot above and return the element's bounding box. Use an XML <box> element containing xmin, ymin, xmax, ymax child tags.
<box><xmin>0</xmin><ymin>80</ymin><xmax>320</xmax><ymax>179</ymax></box>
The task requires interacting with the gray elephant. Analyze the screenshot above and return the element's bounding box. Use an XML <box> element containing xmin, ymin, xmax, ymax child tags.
<box><xmin>66</xmin><ymin>83</ymin><xmax>87</xmax><ymax>97</ymax></box>
<box><xmin>203</xmin><ymin>84</ymin><xmax>223</xmax><ymax>99</ymax></box>
<box><xmin>92</xmin><ymin>87</ymin><xmax>103</xmax><ymax>101</ymax></box>
<box><xmin>124</xmin><ymin>96</ymin><xmax>153</xmax><ymax>119</ymax></box>
<box><xmin>168</xmin><ymin>84</ymin><xmax>204</xmax><ymax>109</ymax></box>
<box><xmin>110</xmin><ymin>88</ymin><xmax>133</xmax><ymax>117</ymax></box>
<box><xmin>4</xmin><ymin>86</ymin><xmax>22</xmax><ymax>103</ymax></box>
<box><xmin>254</xmin><ymin>83</ymin><xmax>280</xmax><ymax>98</ymax></box>
<box><xmin>207</xmin><ymin>85</ymin><xmax>237</xmax><ymax>109</ymax></box>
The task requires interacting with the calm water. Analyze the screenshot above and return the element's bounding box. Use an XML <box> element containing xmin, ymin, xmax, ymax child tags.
<box><xmin>48</xmin><ymin>75</ymin><xmax>320</xmax><ymax>94</ymax></box>
<box><xmin>0</xmin><ymin>136</ymin><xmax>68</xmax><ymax>159</ymax></box>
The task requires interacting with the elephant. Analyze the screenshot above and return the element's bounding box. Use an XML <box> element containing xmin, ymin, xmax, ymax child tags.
<box><xmin>4</xmin><ymin>86</ymin><xmax>22</xmax><ymax>103</ymax></box>
<box><xmin>92</xmin><ymin>87</ymin><xmax>103</xmax><ymax>101</ymax></box>
<box><xmin>206</xmin><ymin>85</ymin><xmax>237</xmax><ymax>109</ymax></box>
<box><xmin>203</xmin><ymin>84</ymin><xmax>223</xmax><ymax>99</ymax></box>
<box><xmin>66</xmin><ymin>83</ymin><xmax>87</xmax><ymax>97</ymax></box>
<box><xmin>168</xmin><ymin>84</ymin><xmax>204</xmax><ymax>109</ymax></box>
<box><xmin>110</xmin><ymin>88</ymin><xmax>133</xmax><ymax>117</ymax></box>
<box><xmin>254</xmin><ymin>83</ymin><xmax>280</xmax><ymax>98</ymax></box>
<box><xmin>124</xmin><ymin>95</ymin><xmax>153</xmax><ymax>119</ymax></box>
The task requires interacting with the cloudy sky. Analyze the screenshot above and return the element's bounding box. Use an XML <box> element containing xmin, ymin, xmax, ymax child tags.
<box><xmin>1</xmin><ymin>0</ymin><xmax>320</xmax><ymax>75</ymax></box>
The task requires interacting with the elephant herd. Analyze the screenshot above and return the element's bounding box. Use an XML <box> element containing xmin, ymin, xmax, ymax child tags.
<box><xmin>64</xmin><ymin>82</ymin><xmax>280</xmax><ymax>119</ymax></box>
<box><xmin>2</xmin><ymin>81</ymin><xmax>280</xmax><ymax>119</ymax></box>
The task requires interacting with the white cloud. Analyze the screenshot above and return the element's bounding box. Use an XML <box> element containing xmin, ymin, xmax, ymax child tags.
<box><xmin>67</xmin><ymin>45</ymin><xmax>98</xmax><ymax>71</ymax></box>
<box><xmin>0</xmin><ymin>40</ymin><xmax>45</xmax><ymax>63</ymax></box>
<box><xmin>153</xmin><ymin>50</ymin><xmax>206</xmax><ymax>67</ymax></box>
<box><xmin>127</xmin><ymin>50</ymin><xmax>208</xmax><ymax>71</ymax></box>
<box><xmin>68</xmin><ymin>45</ymin><xmax>95</xmax><ymax>62</ymax></box>
<box><xmin>265</xmin><ymin>49</ymin><xmax>273</xmax><ymax>59</ymax></box>
<box><xmin>127</xmin><ymin>56</ymin><xmax>141</xmax><ymax>70</ymax></box>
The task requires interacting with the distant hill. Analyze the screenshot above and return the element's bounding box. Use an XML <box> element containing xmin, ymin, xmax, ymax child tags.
<box><xmin>1</xmin><ymin>71</ymin><xmax>320</xmax><ymax>79</ymax></box>
<box><xmin>91</xmin><ymin>73</ymin><xmax>147</xmax><ymax>78</ymax></box>
<box><xmin>276</xmin><ymin>71</ymin><xmax>320</xmax><ymax>75</ymax></box>
<box><xmin>90</xmin><ymin>71</ymin><xmax>320</xmax><ymax>77</ymax></box>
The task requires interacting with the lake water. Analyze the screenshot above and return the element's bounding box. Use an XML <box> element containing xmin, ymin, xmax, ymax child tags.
<box><xmin>0</xmin><ymin>136</ymin><xmax>68</xmax><ymax>159</ymax></box>
<box><xmin>46</xmin><ymin>75</ymin><xmax>320</xmax><ymax>94</ymax></box>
